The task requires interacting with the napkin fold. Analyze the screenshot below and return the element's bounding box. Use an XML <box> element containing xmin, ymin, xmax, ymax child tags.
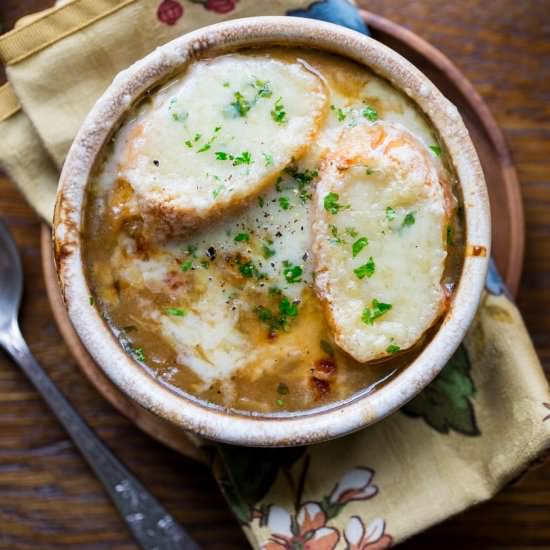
<box><xmin>1</xmin><ymin>1</ymin><xmax>549</xmax><ymax>547</ymax></box>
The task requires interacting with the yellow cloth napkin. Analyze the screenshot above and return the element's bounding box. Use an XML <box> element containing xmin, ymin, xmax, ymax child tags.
<box><xmin>1</xmin><ymin>1</ymin><xmax>549</xmax><ymax>547</ymax></box>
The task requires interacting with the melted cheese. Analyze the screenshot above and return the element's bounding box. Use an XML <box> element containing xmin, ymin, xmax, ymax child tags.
<box><xmin>118</xmin><ymin>54</ymin><xmax>328</xmax><ymax>237</ymax></box>
<box><xmin>312</xmin><ymin>122</ymin><xmax>448</xmax><ymax>362</ymax></box>
<box><xmin>160</xmin><ymin>282</ymin><xmax>252</xmax><ymax>385</ymax></box>
<box><xmin>108</xmin><ymin>174</ymin><xmax>316</xmax><ymax>385</ymax></box>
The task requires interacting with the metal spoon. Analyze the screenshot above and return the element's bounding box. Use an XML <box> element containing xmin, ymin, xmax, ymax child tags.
<box><xmin>0</xmin><ymin>219</ymin><xmax>200</xmax><ymax>550</ymax></box>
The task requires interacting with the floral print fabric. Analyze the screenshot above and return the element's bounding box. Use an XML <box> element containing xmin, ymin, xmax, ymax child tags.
<box><xmin>258</xmin><ymin>468</ymin><xmax>393</xmax><ymax>550</ymax></box>
<box><xmin>2</xmin><ymin>1</ymin><xmax>549</xmax><ymax>548</ymax></box>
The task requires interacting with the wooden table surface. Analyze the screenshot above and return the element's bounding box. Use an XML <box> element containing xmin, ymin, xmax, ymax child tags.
<box><xmin>1</xmin><ymin>1</ymin><xmax>549</xmax><ymax>548</ymax></box>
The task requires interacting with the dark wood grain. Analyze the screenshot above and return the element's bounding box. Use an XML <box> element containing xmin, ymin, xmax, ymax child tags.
<box><xmin>0</xmin><ymin>0</ymin><xmax>549</xmax><ymax>548</ymax></box>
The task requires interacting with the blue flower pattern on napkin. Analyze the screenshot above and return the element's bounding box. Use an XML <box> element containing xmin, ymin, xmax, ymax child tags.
<box><xmin>486</xmin><ymin>258</ymin><xmax>508</xmax><ymax>296</ymax></box>
<box><xmin>287</xmin><ymin>0</ymin><xmax>370</xmax><ymax>35</ymax></box>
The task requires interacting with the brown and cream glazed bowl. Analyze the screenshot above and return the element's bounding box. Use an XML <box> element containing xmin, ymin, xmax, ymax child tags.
<box><xmin>53</xmin><ymin>16</ymin><xmax>490</xmax><ymax>446</ymax></box>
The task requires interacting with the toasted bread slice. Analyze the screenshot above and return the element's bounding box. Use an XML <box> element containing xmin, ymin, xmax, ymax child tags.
<box><xmin>312</xmin><ymin>122</ymin><xmax>449</xmax><ymax>363</ymax></box>
<box><xmin>118</xmin><ymin>54</ymin><xmax>328</xmax><ymax>238</ymax></box>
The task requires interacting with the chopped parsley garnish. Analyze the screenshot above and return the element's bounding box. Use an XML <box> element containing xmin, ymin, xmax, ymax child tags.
<box><xmin>256</xmin><ymin>305</ymin><xmax>274</xmax><ymax>323</ymax></box>
<box><xmin>187</xmin><ymin>244</ymin><xmax>197</xmax><ymax>256</ymax></box>
<box><xmin>362</xmin><ymin>105</ymin><xmax>378</xmax><ymax>121</ymax></box>
<box><xmin>258</xmin><ymin>196</ymin><xmax>265</xmax><ymax>208</ymax></box>
<box><xmin>345</xmin><ymin>227</ymin><xmax>358</xmax><ymax>238</ymax></box>
<box><xmin>197</xmin><ymin>127</ymin><xmax>221</xmax><ymax>153</ymax></box>
<box><xmin>385</xmin><ymin>206</ymin><xmax>397</xmax><ymax>221</ymax></box>
<box><xmin>285</xmin><ymin>167</ymin><xmax>318</xmax><ymax>203</ymax></box>
<box><xmin>237</xmin><ymin>258</ymin><xmax>265</xmax><ymax>280</ymax></box>
<box><xmin>279</xmin><ymin>196</ymin><xmax>290</xmax><ymax>210</ymax></box>
<box><xmin>262</xmin><ymin>244</ymin><xmax>276</xmax><ymax>259</ymax></box>
<box><xmin>194</xmin><ymin>133</ymin><xmax>201</xmax><ymax>142</ymax></box>
<box><xmin>320</xmin><ymin>339</ymin><xmax>335</xmax><ymax>357</ymax></box>
<box><xmin>223</xmin><ymin>81</ymin><xmax>230</xmax><ymax>88</ymax></box>
<box><xmin>271</xmin><ymin>97</ymin><xmax>287</xmax><ymax>124</ymax></box>
<box><xmin>286</xmin><ymin>167</ymin><xmax>318</xmax><ymax>186</ymax></box>
<box><xmin>227</xmin><ymin>91</ymin><xmax>252</xmax><ymax>118</ymax></box>
<box><xmin>329</xmin><ymin>224</ymin><xmax>345</xmax><ymax>245</ymax></box>
<box><xmin>233</xmin><ymin>151</ymin><xmax>252</xmax><ymax>166</ymax></box>
<box><xmin>365</xmin><ymin>167</ymin><xmax>374</xmax><ymax>175</ymax></box>
<box><xmin>277</xmin><ymin>382</ymin><xmax>289</xmax><ymax>395</ymax></box>
<box><xmin>180</xmin><ymin>260</ymin><xmax>193</xmax><ymax>272</ymax></box>
<box><xmin>386</xmin><ymin>343</ymin><xmax>401</xmax><ymax>354</ymax></box>
<box><xmin>165</xmin><ymin>307</ymin><xmax>186</xmax><ymax>317</ymax></box>
<box><xmin>239</xmin><ymin>261</ymin><xmax>257</xmax><ymax>278</ymax></box>
<box><xmin>201</xmin><ymin>260</ymin><xmax>210</xmax><ymax>269</ymax></box>
<box><xmin>263</xmin><ymin>153</ymin><xmax>274</xmax><ymax>167</ymax></box>
<box><xmin>254</xmin><ymin>79</ymin><xmax>273</xmax><ymax>98</ymax></box>
<box><xmin>330</xmin><ymin>104</ymin><xmax>347</xmax><ymax>122</ymax></box>
<box><xmin>300</xmin><ymin>169</ymin><xmax>319</xmax><ymax>204</ymax></box>
<box><xmin>279</xmin><ymin>296</ymin><xmax>298</xmax><ymax>318</ymax></box>
<box><xmin>299</xmin><ymin>189</ymin><xmax>312</xmax><ymax>203</ymax></box>
<box><xmin>204</xmin><ymin>147</ymin><xmax>250</xmax><ymax>165</ymax></box>
<box><xmin>402</xmin><ymin>212</ymin><xmax>416</xmax><ymax>227</ymax></box>
<box><xmin>275</xmin><ymin>177</ymin><xmax>283</xmax><ymax>192</ymax></box>
<box><xmin>234</xmin><ymin>233</ymin><xmax>250</xmax><ymax>242</ymax></box>
<box><xmin>254</xmin><ymin>295</ymin><xmax>299</xmax><ymax>333</ymax></box>
<box><xmin>354</xmin><ymin>257</ymin><xmax>375</xmax><ymax>279</ymax></box>
<box><xmin>323</xmin><ymin>192</ymin><xmax>350</xmax><ymax>215</ymax></box>
<box><xmin>446</xmin><ymin>224</ymin><xmax>454</xmax><ymax>245</ymax></box>
<box><xmin>430</xmin><ymin>144</ymin><xmax>442</xmax><ymax>157</ymax></box>
<box><xmin>134</xmin><ymin>348</ymin><xmax>145</xmax><ymax>362</ymax></box>
<box><xmin>268</xmin><ymin>286</ymin><xmax>282</xmax><ymax>296</ymax></box>
<box><xmin>185</xmin><ymin>140</ymin><xmax>193</xmax><ymax>148</ymax></box>
<box><xmin>361</xmin><ymin>299</ymin><xmax>392</xmax><ymax>325</ymax></box>
<box><xmin>172</xmin><ymin>111</ymin><xmax>189</xmax><ymax>123</ymax></box>
<box><xmin>352</xmin><ymin>237</ymin><xmax>369</xmax><ymax>257</ymax></box>
<box><xmin>89</xmin><ymin>296</ymin><xmax>94</xmax><ymax>306</ymax></box>
<box><xmin>282</xmin><ymin>261</ymin><xmax>303</xmax><ymax>284</ymax></box>
<box><xmin>212</xmin><ymin>184</ymin><xmax>224</xmax><ymax>198</ymax></box>
<box><xmin>225</xmin><ymin>82</ymin><xmax>272</xmax><ymax>118</ymax></box>
<box><xmin>276</xmin><ymin>398</ymin><xmax>285</xmax><ymax>407</ymax></box>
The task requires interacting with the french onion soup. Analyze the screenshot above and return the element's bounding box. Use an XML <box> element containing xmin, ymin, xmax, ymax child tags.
<box><xmin>83</xmin><ymin>48</ymin><xmax>464</xmax><ymax>413</ymax></box>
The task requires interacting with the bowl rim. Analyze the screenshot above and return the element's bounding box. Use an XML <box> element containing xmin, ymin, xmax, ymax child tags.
<box><xmin>53</xmin><ymin>15</ymin><xmax>490</xmax><ymax>447</ymax></box>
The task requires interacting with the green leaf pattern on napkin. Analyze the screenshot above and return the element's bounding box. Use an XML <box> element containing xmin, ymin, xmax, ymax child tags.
<box><xmin>401</xmin><ymin>345</ymin><xmax>481</xmax><ymax>436</ymax></box>
<box><xmin>215</xmin><ymin>445</ymin><xmax>306</xmax><ymax>524</ymax></box>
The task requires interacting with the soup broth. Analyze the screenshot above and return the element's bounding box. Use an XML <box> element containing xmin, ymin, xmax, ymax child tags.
<box><xmin>83</xmin><ymin>48</ymin><xmax>464</xmax><ymax>413</ymax></box>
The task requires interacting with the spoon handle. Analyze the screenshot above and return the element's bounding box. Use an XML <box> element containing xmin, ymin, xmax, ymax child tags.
<box><xmin>2</xmin><ymin>319</ymin><xmax>200</xmax><ymax>550</ymax></box>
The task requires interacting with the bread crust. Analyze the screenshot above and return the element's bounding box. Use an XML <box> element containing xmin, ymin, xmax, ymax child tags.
<box><xmin>118</xmin><ymin>54</ymin><xmax>329</xmax><ymax>240</ymax></box>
